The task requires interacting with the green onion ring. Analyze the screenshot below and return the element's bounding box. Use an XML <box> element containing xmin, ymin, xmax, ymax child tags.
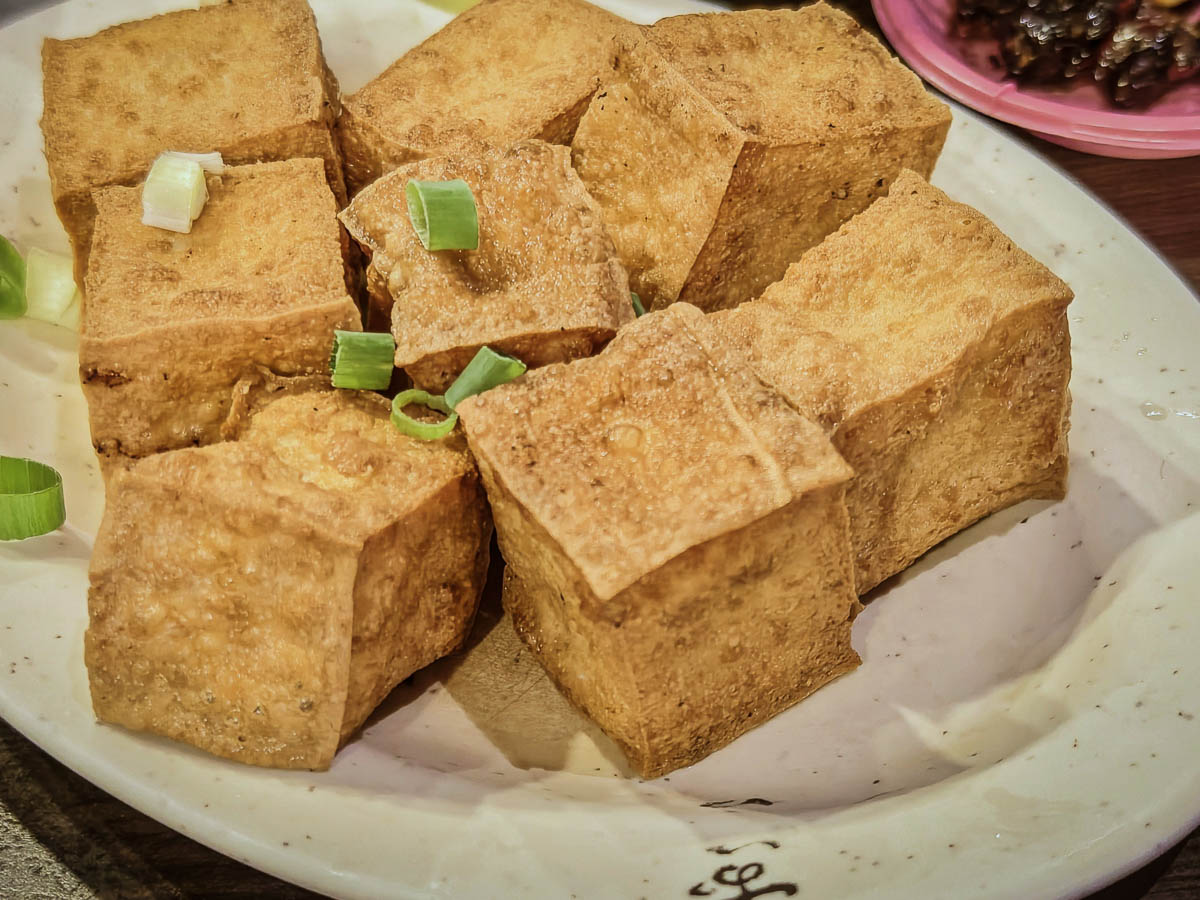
<box><xmin>444</xmin><ymin>346</ymin><xmax>526</xmax><ymax>410</ymax></box>
<box><xmin>405</xmin><ymin>179</ymin><xmax>479</xmax><ymax>251</ymax></box>
<box><xmin>23</xmin><ymin>248</ymin><xmax>79</xmax><ymax>329</ymax></box>
<box><xmin>0</xmin><ymin>235</ymin><xmax>27</xmax><ymax>320</ymax></box>
<box><xmin>630</xmin><ymin>292</ymin><xmax>646</xmax><ymax>318</ymax></box>
<box><xmin>0</xmin><ymin>457</ymin><xmax>66</xmax><ymax>541</ymax></box>
<box><xmin>330</xmin><ymin>330</ymin><xmax>395</xmax><ymax>390</ymax></box>
<box><xmin>391</xmin><ymin>389</ymin><xmax>459</xmax><ymax>440</ymax></box>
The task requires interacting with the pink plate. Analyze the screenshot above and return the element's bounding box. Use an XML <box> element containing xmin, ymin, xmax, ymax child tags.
<box><xmin>872</xmin><ymin>0</ymin><xmax>1200</xmax><ymax>158</ymax></box>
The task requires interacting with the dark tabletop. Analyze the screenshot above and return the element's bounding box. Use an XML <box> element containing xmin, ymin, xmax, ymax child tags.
<box><xmin>1</xmin><ymin>1</ymin><xmax>1198</xmax><ymax>898</ymax></box>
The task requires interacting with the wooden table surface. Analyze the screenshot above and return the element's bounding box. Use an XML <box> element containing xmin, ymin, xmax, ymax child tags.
<box><xmin>1</xmin><ymin>1</ymin><xmax>1198</xmax><ymax>898</ymax></box>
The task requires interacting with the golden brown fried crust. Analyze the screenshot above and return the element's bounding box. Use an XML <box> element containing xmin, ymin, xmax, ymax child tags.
<box><xmin>340</xmin><ymin>140</ymin><xmax>632</xmax><ymax>392</ymax></box>
<box><xmin>41</xmin><ymin>0</ymin><xmax>343</xmax><ymax>284</ymax></box>
<box><xmin>711</xmin><ymin>170</ymin><xmax>1073</xmax><ymax>592</ymax></box>
<box><xmin>571</xmin><ymin>2</ymin><xmax>952</xmax><ymax>312</ymax></box>
<box><xmin>80</xmin><ymin>159</ymin><xmax>360</xmax><ymax>470</ymax></box>
<box><xmin>501</xmin><ymin>495</ymin><xmax>861</xmax><ymax>780</ymax></box>
<box><xmin>460</xmin><ymin>304</ymin><xmax>850</xmax><ymax>603</ymax></box>
<box><xmin>86</xmin><ymin>392</ymin><xmax>491</xmax><ymax>770</ymax></box>
<box><xmin>335</xmin><ymin>0</ymin><xmax>638</xmax><ymax>194</ymax></box>
<box><xmin>459</xmin><ymin>305</ymin><xmax>860</xmax><ymax>777</ymax></box>
<box><xmin>646</xmin><ymin>5</ymin><xmax>948</xmax><ymax>144</ymax></box>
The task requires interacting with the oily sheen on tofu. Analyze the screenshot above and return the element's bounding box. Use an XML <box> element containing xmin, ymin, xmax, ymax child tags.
<box><xmin>85</xmin><ymin>392</ymin><xmax>492</xmax><ymax>770</ymax></box>
<box><xmin>340</xmin><ymin>140</ymin><xmax>632</xmax><ymax>389</ymax></box>
<box><xmin>40</xmin><ymin>0</ymin><xmax>344</xmax><ymax>284</ymax></box>
<box><xmin>457</xmin><ymin>304</ymin><xmax>860</xmax><ymax>778</ymax></box>
<box><xmin>571</xmin><ymin>2</ymin><xmax>951</xmax><ymax>313</ymax></box>
<box><xmin>712</xmin><ymin>171</ymin><xmax>1073</xmax><ymax>594</ymax></box>
<box><xmin>335</xmin><ymin>0</ymin><xmax>636</xmax><ymax>194</ymax></box>
<box><xmin>79</xmin><ymin>159</ymin><xmax>359</xmax><ymax>472</ymax></box>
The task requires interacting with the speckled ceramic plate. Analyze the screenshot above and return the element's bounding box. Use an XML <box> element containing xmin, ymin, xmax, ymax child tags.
<box><xmin>2</xmin><ymin>2</ymin><xmax>1200</xmax><ymax>899</ymax></box>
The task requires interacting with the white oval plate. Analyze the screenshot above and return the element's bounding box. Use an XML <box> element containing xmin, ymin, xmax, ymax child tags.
<box><xmin>3</xmin><ymin>2</ymin><xmax>1200</xmax><ymax>898</ymax></box>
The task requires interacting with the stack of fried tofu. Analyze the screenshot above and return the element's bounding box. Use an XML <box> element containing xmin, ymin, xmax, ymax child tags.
<box><xmin>41</xmin><ymin>0</ymin><xmax>1071</xmax><ymax>775</ymax></box>
<box><xmin>80</xmin><ymin>158</ymin><xmax>359</xmax><ymax>472</ymax></box>
<box><xmin>41</xmin><ymin>0</ymin><xmax>346</xmax><ymax>286</ymax></box>
<box><xmin>43</xmin><ymin>0</ymin><xmax>494</xmax><ymax>769</ymax></box>
<box><xmin>450</xmin><ymin>169</ymin><xmax>1071</xmax><ymax>776</ymax></box>
<box><xmin>574</xmin><ymin>6</ymin><xmax>952</xmax><ymax>312</ymax></box>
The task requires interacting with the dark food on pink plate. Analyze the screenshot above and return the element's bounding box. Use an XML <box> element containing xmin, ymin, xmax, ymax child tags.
<box><xmin>954</xmin><ymin>0</ymin><xmax>1200</xmax><ymax>107</ymax></box>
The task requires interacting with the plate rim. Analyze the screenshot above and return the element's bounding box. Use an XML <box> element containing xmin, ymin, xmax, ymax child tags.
<box><xmin>1</xmin><ymin>2</ymin><xmax>1200</xmax><ymax>898</ymax></box>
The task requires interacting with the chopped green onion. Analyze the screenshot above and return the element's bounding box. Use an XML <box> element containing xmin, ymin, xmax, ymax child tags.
<box><xmin>330</xmin><ymin>330</ymin><xmax>395</xmax><ymax>390</ymax></box>
<box><xmin>419</xmin><ymin>0</ymin><xmax>480</xmax><ymax>11</ymax></box>
<box><xmin>0</xmin><ymin>235</ymin><xmax>26</xmax><ymax>320</ymax></box>
<box><xmin>444</xmin><ymin>346</ymin><xmax>526</xmax><ymax>410</ymax></box>
<box><xmin>405</xmin><ymin>179</ymin><xmax>478</xmax><ymax>251</ymax></box>
<box><xmin>24</xmin><ymin>248</ymin><xmax>80</xmax><ymax>329</ymax></box>
<box><xmin>388</xmin><ymin>347</ymin><xmax>523</xmax><ymax>440</ymax></box>
<box><xmin>58</xmin><ymin>298</ymin><xmax>81</xmax><ymax>331</ymax></box>
<box><xmin>0</xmin><ymin>457</ymin><xmax>65</xmax><ymax>541</ymax></box>
<box><xmin>631</xmin><ymin>292</ymin><xmax>646</xmax><ymax>317</ymax></box>
<box><xmin>161</xmin><ymin>150</ymin><xmax>224</xmax><ymax>174</ymax></box>
<box><xmin>142</xmin><ymin>153</ymin><xmax>209</xmax><ymax>233</ymax></box>
<box><xmin>391</xmin><ymin>389</ymin><xmax>458</xmax><ymax>440</ymax></box>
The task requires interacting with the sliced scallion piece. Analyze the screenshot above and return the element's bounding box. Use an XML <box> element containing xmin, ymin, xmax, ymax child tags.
<box><xmin>58</xmin><ymin>298</ymin><xmax>81</xmax><ymax>331</ymax></box>
<box><xmin>444</xmin><ymin>345</ymin><xmax>526</xmax><ymax>410</ymax></box>
<box><xmin>0</xmin><ymin>235</ymin><xmax>26</xmax><ymax>320</ymax></box>
<box><xmin>330</xmin><ymin>330</ymin><xmax>395</xmax><ymax>390</ymax></box>
<box><xmin>142</xmin><ymin>153</ymin><xmax>209</xmax><ymax>233</ymax></box>
<box><xmin>161</xmin><ymin>150</ymin><xmax>224</xmax><ymax>174</ymax></box>
<box><xmin>391</xmin><ymin>389</ymin><xmax>458</xmax><ymax>441</ymax></box>
<box><xmin>24</xmin><ymin>248</ymin><xmax>80</xmax><ymax>329</ymax></box>
<box><xmin>419</xmin><ymin>0</ymin><xmax>481</xmax><ymax>11</ymax></box>
<box><xmin>0</xmin><ymin>457</ymin><xmax>65</xmax><ymax>541</ymax></box>
<box><xmin>405</xmin><ymin>178</ymin><xmax>478</xmax><ymax>251</ymax></box>
<box><xmin>630</xmin><ymin>292</ymin><xmax>646</xmax><ymax>317</ymax></box>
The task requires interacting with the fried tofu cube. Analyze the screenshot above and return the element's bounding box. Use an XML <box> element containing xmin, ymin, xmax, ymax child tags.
<box><xmin>41</xmin><ymin>0</ymin><xmax>344</xmax><ymax>284</ymax></box>
<box><xmin>85</xmin><ymin>391</ymin><xmax>492</xmax><ymax>770</ymax></box>
<box><xmin>79</xmin><ymin>158</ymin><xmax>360</xmax><ymax>471</ymax></box>
<box><xmin>340</xmin><ymin>140</ymin><xmax>632</xmax><ymax>391</ymax></box>
<box><xmin>457</xmin><ymin>303</ymin><xmax>860</xmax><ymax>778</ymax></box>
<box><xmin>335</xmin><ymin>0</ymin><xmax>636</xmax><ymax>194</ymax></box>
<box><xmin>570</xmin><ymin>2</ymin><xmax>952</xmax><ymax>313</ymax></box>
<box><xmin>711</xmin><ymin>171</ymin><xmax>1073</xmax><ymax>594</ymax></box>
